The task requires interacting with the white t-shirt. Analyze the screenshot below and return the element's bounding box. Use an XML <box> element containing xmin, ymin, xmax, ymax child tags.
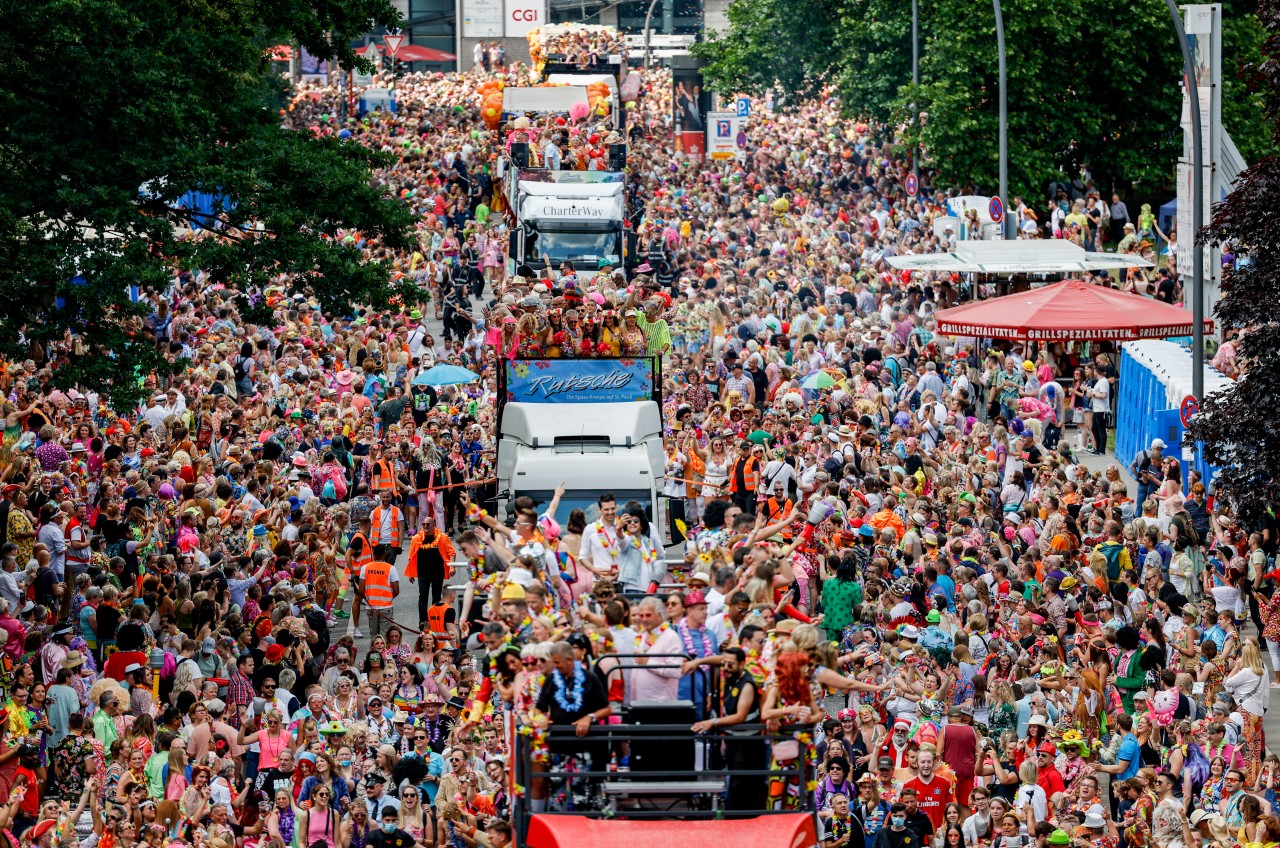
<box><xmin>761</xmin><ymin>459</ymin><xmax>797</xmax><ymax>494</ymax></box>
<box><xmin>1210</xmin><ymin>584</ymin><xmax>1243</xmax><ymax>615</ymax></box>
<box><xmin>1013</xmin><ymin>782</ymin><xmax>1048</xmax><ymax>821</ymax></box>
<box><xmin>1090</xmin><ymin>377</ymin><xmax>1111</xmax><ymax>413</ymax></box>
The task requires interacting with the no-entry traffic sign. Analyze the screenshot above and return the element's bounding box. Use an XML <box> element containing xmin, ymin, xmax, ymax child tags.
<box><xmin>1180</xmin><ymin>394</ymin><xmax>1199</xmax><ymax>427</ymax></box>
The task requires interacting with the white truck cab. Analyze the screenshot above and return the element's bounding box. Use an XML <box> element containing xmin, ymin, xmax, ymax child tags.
<box><xmin>495</xmin><ymin>358</ymin><xmax>667</xmax><ymax>541</ymax></box>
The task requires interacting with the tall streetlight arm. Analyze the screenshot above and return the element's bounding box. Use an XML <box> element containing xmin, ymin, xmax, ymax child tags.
<box><xmin>1166</xmin><ymin>0</ymin><xmax>1204</xmax><ymax>402</ymax></box>
<box><xmin>993</xmin><ymin>0</ymin><xmax>1008</xmax><ymax>239</ymax></box>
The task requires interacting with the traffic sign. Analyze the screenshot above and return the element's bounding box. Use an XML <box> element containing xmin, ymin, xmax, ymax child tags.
<box><xmin>383</xmin><ymin>33</ymin><xmax>405</xmax><ymax>56</ymax></box>
<box><xmin>905</xmin><ymin>173</ymin><xmax>918</xmax><ymax>197</ymax></box>
<box><xmin>988</xmin><ymin>195</ymin><xmax>1004</xmax><ymax>223</ymax></box>
<box><xmin>1180</xmin><ymin>394</ymin><xmax>1199</xmax><ymax>427</ymax></box>
<box><xmin>736</xmin><ymin>97</ymin><xmax>750</xmax><ymax>118</ymax></box>
<box><xmin>735</xmin><ymin>130</ymin><xmax>748</xmax><ymax>150</ymax></box>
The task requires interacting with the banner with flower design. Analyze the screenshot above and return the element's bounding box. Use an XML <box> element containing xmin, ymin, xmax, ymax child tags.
<box><xmin>504</xmin><ymin>357</ymin><xmax>655</xmax><ymax>404</ymax></box>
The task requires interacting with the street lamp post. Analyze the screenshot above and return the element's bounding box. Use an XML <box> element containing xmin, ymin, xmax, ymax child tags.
<box><xmin>1166</xmin><ymin>0</ymin><xmax>1204</xmax><ymax>402</ymax></box>
<box><xmin>993</xmin><ymin>0</ymin><xmax>1008</xmax><ymax>238</ymax></box>
<box><xmin>643</xmin><ymin>0</ymin><xmax>662</xmax><ymax>67</ymax></box>
<box><xmin>912</xmin><ymin>0</ymin><xmax>919</xmax><ymax>188</ymax></box>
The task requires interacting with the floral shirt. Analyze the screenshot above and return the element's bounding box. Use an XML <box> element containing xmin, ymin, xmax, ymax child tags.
<box><xmin>1123</xmin><ymin>789</ymin><xmax>1156</xmax><ymax>848</ymax></box>
<box><xmin>52</xmin><ymin>735</ymin><xmax>95</xmax><ymax>800</ymax></box>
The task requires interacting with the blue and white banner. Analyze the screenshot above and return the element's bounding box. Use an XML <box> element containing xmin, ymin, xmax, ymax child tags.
<box><xmin>504</xmin><ymin>358</ymin><xmax>654</xmax><ymax>404</ymax></box>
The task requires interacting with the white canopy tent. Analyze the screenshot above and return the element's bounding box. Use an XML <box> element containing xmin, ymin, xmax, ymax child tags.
<box><xmin>886</xmin><ymin>240</ymin><xmax>1154</xmax><ymax>275</ymax></box>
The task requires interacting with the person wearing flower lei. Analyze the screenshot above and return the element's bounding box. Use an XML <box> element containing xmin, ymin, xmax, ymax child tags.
<box><xmin>526</xmin><ymin>641</ymin><xmax>612</xmax><ymax>813</ymax></box>
<box><xmin>578</xmin><ymin>495</ymin><xmax>622</xmax><ymax>580</ymax></box>
<box><xmin>676</xmin><ymin>591</ymin><xmax>720</xmax><ymax>720</ymax></box>
<box><xmin>1056</xmin><ymin>730</ymin><xmax>1094</xmax><ymax>789</ymax></box>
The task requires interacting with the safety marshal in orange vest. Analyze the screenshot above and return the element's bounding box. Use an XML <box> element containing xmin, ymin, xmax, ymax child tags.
<box><xmin>356</xmin><ymin>555</ymin><xmax>401</xmax><ymax>637</ymax></box>
<box><xmin>729</xmin><ymin>441</ymin><xmax>764</xmax><ymax>515</ymax></box>
<box><xmin>405</xmin><ymin>514</ymin><xmax>456</xmax><ymax>633</ymax></box>
<box><xmin>368</xmin><ymin>446</ymin><xmax>399</xmax><ymax>496</ymax></box>
<box><xmin>763</xmin><ymin>485</ymin><xmax>795</xmax><ymax>541</ymax></box>
<box><xmin>370</xmin><ymin>491</ymin><xmax>405</xmax><ymax>563</ymax></box>
<box><xmin>345</xmin><ymin>516</ymin><xmax>376</xmax><ymax>639</ymax></box>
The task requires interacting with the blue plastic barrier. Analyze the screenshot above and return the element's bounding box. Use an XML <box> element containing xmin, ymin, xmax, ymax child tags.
<box><xmin>1116</xmin><ymin>343</ymin><xmax>1223</xmax><ymax>489</ymax></box>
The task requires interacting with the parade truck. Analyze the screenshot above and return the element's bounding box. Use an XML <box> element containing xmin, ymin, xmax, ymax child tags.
<box><xmin>500</xmin><ymin>85</ymin><xmax>628</xmax><ymax>277</ymax></box>
<box><xmin>494</xmin><ymin>356</ymin><xmax>665</xmax><ymax>541</ymax></box>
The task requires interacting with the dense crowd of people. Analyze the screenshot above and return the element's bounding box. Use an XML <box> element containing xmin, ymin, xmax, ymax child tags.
<box><xmin>0</xmin><ymin>45</ymin><xmax>1269</xmax><ymax>848</ymax></box>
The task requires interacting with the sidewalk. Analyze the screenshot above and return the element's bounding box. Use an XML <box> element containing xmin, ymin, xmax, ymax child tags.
<box><xmin>1072</xmin><ymin>444</ymin><xmax>1137</xmax><ymax>491</ymax></box>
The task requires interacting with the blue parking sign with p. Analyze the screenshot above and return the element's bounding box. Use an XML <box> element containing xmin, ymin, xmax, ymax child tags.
<box><xmin>736</xmin><ymin>97</ymin><xmax>750</xmax><ymax>118</ymax></box>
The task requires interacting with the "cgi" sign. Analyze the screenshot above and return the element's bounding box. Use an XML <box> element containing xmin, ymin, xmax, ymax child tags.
<box><xmin>504</xmin><ymin>0</ymin><xmax>545</xmax><ymax>35</ymax></box>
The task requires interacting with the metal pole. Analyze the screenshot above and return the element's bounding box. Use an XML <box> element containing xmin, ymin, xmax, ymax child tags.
<box><xmin>912</xmin><ymin>0</ymin><xmax>919</xmax><ymax>188</ymax></box>
<box><xmin>1167</xmin><ymin>0</ymin><xmax>1204</xmax><ymax>402</ymax></box>
<box><xmin>643</xmin><ymin>0</ymin><xmax>661</xmax><ymax>67</ymax></box>
<box><xmin>993</xmin><ymin>0</ymin><xmax>1008</xmax><ymax>239</ymax></box>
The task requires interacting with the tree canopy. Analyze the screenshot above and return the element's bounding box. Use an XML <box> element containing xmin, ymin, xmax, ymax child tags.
<box><xmin>0</xmin><ymin>0</ymin><xmax>413</xmax><ymax>407</ymax></box>
<box><xmin>696</xmin><ymin>0</ymin><xmax>1268</xmax><ymax>200</ymax></box>
<box><xmin>1184</xmin><ymin>0</ymin><xmax>1280</xmax><ymax>523</ymax></box>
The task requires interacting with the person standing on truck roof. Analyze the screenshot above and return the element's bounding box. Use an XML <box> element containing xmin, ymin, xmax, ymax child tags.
<box><xmin>578</xmin><ymin>493</ymin><xmax>620</xmax><ymax>580</ymax></box>
<box><xmin>541</xmin><ymin>131</ymin><xmax>562</xmax><ymax>171</ymax></box>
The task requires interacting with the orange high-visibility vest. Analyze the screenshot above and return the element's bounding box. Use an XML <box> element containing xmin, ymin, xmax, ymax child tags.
<box><xmin>370</xmin><ymin>460</ymin><xmax>398</xmax><ymax>494</ymax></box>
<box><xmin>348</xmin><ymin>532</ymin><xmax>374</xmax><ymax>572</ymax></box>
<box><xmin>766</xmin><ymin>496</ymin><xmax>795</xmax><ymax>538</ymax></box>
<box><xmin>427</xmin><ymin>602</ymin><xmax>453</xmax><ymax>647</ymax></box>
<box><xmin>730</xmin><ymin>455</ymin><xmax>760</xmax><ymax>494</ymax></box>
<box><xmin>363</xmin><ymin>561</ymin><xmax>395</xmax><ymax>608</ymax></box>
<box><xmin>369</xmin><ymin>506</ymin><xmax>403</xmax><ymax>548</ymax></box>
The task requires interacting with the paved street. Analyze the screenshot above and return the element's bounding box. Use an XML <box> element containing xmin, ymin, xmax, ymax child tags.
<box><xmin>331</xmin><ymin>292</ymin><xmax>477</xmax><ymax>652</ymax></box>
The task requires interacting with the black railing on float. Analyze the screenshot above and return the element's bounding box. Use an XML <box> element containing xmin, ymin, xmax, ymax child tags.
<box><xmin>512</xmin><ymin>707</ymin><xmax>818</xmax><ymax>844</ymax></box>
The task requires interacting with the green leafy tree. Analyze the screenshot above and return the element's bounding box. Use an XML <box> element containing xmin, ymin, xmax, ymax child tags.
<box><xmin>1184</xmin><ymin>0</ymin><xmax>1280</xmax><ymax>523</ymax></box>
<box><xmin>0</xmin><ymin>0</ymin><xmax>414</xmax><ymax>408</ymax></box>
<box><xmin>699</xmin><ymin>0</ymin><xmax>1267</xmax><ymax>199</ymax></box>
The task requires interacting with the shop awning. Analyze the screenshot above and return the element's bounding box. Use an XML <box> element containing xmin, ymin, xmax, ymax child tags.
<box><xmin>394</xmin><ymin>45</ymin><xmax>455</xmax><ymax>62</ymax></box>
<box><xmin>355</xmin><ymin>44</ymin><xmax>455</xmax><ymax>61</ymax></box>
<box><xmin>932</xmin><ymin>279</ymin><xmax>1213</xmax><ymax>342</ymax></box>
<box><xmin>887</xmin><ymin>240</ymin><xmax>1153</xmax><ymax>275</ymax></box>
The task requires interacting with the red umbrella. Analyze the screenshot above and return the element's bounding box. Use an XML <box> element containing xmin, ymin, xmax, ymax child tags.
<box><xmin>933</xmin><ymin>279</ymin><xmax>1213</xmax><ymax>342</ymax></box>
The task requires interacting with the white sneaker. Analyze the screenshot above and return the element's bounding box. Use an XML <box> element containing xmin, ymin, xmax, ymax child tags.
<box><xmin>353</xmin><ymin>628</ymin><xmax>364</xmax><ymax>638</ymax></box>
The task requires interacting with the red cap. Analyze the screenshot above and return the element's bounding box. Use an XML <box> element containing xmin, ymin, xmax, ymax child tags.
<box><xmin>264</xmin><ymin>644</ymin><xmax>286</xmax><ymax>663</ymax></box>
<box><xmin>684</xmin><ymin>590</ymin><xmax>707</xmax><ymax>607</ymax></box>
<box><xmin>29</xmin><ymin>820</ymin><xmax>57</xmax><ymax>841</ymax></box>
<box><xmin>1038</xmin><ymin>742</ymin><xmax>1058</xmax><ymax>756</ymax></box>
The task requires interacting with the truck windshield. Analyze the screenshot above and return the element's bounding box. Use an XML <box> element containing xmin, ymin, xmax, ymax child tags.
<box><xmin>525</xmin><ymin>229</ymin><xmax>621</xmax><ymax>266</ymax></box>
<box><xmin>519</xmin><ymin>489</ymin><xmax>651</xmax><ymax>525</ymax></box>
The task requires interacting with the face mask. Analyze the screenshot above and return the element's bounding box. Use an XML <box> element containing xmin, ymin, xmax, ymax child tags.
<box><xmin>892</xmin><ymin>817</ymin><xmax>906</xmax><ymax>828</ymax></box>
<box><xmin>340</xmin><ymin>759</ymin><xmax>352</xmax><ymax>767</ymax></box>
<box><xmin>382</xmin><ymin>823</ymin><xmax>397</xmax><ymax>834</ymax></box>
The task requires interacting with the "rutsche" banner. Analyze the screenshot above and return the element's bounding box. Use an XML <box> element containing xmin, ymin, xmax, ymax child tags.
<box><xmin>504</xmin><ymin>358</ymin><xmax>654</xmax><ymax>404</ymax></box>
